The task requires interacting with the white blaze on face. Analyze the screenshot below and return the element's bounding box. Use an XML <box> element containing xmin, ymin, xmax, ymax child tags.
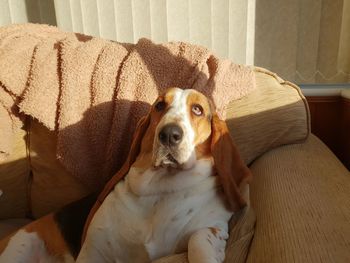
<box><xmin>153</xmin><ymin>88</ymin><xmax>196</xmax><ymax>169</ymax></box>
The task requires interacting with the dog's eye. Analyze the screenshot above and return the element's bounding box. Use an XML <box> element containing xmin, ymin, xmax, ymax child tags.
<box><xmin>155</xmin><ymin>101</ymin><xmax>166</xmax><ymax>111</ymax></box>
<box><xmin>192</xmin><ymin>104</ymin><xmax>203</xmax><ymax>116</ymax></box>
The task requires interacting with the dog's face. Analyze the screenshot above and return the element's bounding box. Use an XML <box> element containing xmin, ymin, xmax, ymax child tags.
<box><xmin>137</xmin><ymin>88</ymin><xmax>213</xmax><ymax>170</ymax></box>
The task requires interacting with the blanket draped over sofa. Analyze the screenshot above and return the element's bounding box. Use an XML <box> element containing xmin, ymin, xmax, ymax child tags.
<box><xmin>0</xmin><ymin>23</ymin><xmax>255</xmax><ymax>189</ymax></box>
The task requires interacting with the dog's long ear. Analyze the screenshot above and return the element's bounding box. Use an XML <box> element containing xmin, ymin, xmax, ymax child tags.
<box><xmin>122</xmin><ymin>113</ymin><xmax>151</xmax><ymax>169</ymax></box>
<box><xmin>211</xmin><ymin>114</ymin><xmax>252</xmax><ymax>212</ymax></box>
<box><xmin>82</xmin><ymin>113</ymin><xmax>151</xmax><ymax>244</ymax></box>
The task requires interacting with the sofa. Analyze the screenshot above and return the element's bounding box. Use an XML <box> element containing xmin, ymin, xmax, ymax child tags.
<box><xmin>1</xmin><ymin>66</ymin><xmax>349</xmax><ymax>262</ymax></box>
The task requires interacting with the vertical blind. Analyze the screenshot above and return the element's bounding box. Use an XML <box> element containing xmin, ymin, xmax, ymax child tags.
<box><xmin>53</xmin><ymin>0</ymin><xmax>255</xmax><ymax>65</ymax></box>
<box><xmin>0</xmin><ymin>0</ymin><xmax>255</xmax><ymax>64</ymax></box>
<box><xmin>0</xmin><ymin>0</ymin><xmax>349</xmax><ymax>84</ymax></box>
<box><xmin>254</xmin><ymin>0</ymin><xmax>350</xmax><ymax>84</ymax></box>
<box><xmin>0</xmin><ymin>0</ymin><xmax>56</xmax><ymax>26</ymax></box>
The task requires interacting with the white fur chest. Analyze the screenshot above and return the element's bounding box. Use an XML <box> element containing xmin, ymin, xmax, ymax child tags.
<box><xmin>80</xmin><ymin>159</ymin><xmax>232</xmax><ymax>263</ymax></box>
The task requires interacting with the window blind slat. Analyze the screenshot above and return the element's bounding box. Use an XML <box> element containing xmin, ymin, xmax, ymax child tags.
<box><xmin>189</xmin><ymin>0</ymin><xmax>212</xmax><ymax>48</ymax></box>
<box><xmin>114</xmin><ymin>0</ymin><xmax>134</xmax><ymax>43</ymax></box>
<box><xmin>97</xmin><ymin>0</ymin><xmax>117</xmax><ymax>40</ymax></box>
<box><xmin>80</xmin><ymin>0</ymin><xmax>100</xmax><ymax>36</ymax></box>
<box><xmin>166</xmin><ymin>0</ymin><xmax>190</xmax><ymax>42</ymax></box>
<box><xmin>150</xmin><ymin>0</ymin><xmax>168</xmax><ymax>42</ymax></box>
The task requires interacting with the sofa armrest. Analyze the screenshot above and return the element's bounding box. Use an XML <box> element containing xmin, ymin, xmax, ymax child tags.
<box><xmin>247</xmin><ymin>134</ymin><xmax>350</xmax><ymax>262</ymax></box>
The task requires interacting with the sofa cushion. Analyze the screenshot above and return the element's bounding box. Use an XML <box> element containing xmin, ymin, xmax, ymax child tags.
<box><xmin>0</xmin><ymin>128</ymin><xmax>30</xmax><ymax>219</ymax></box>
<box><xmin>226</xmin><ymin>67</ymin><xmax>310</xmax><ymax>164</ymax></box>
<box><xmin>247</xmin><ymin>134</ymin><xmax>350</xmax><ymax>262</ymax></box>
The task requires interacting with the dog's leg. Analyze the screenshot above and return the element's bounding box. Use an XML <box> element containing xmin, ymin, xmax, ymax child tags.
<box><xmin>0</xmin><ymin>230</ymin><xmax>51</xmax><ymax>263</ymax></box>
<box><xmin>188</xmin><ymin>227</ymin><xmax>228</xmax><ymax>263</ymax></box>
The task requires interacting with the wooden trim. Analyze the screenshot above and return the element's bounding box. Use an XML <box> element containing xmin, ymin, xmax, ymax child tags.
<box><xmin>340</xmin><ymin>97</ymin><xmax>350</xmax><ymax>169</ymax></box>
<box><xmin>306</xmin><ymin>95</ymin><xmax>350</xmax><ymax>171</ymax></box>
<box><xmin>306</xmin><ymin>96</ymin><xmax>341</xmax><ymax>103</ymax></box>
<box><xmin>342</xmin><ymin>96</ymin><xmax>350</xmax><ymax>106</ymax></box>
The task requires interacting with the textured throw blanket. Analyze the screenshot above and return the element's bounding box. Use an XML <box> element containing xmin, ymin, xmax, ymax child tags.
<box><xmin>0</xmin><ymin>23</ymin><xmax>255</xmax><ymax>189</ymax></box>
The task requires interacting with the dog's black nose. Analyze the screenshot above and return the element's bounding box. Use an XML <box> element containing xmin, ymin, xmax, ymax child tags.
<box><xmin>159</xmin><ymin>124</ymin><xmax>183</xmax><ymax>147</ymax></box>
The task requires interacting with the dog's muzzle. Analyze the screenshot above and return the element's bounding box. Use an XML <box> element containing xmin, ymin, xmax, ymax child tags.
<box><xmin>154</xmin><ymin>122</ymin><xmax>195</xmax><ymax>169</ymax></box>
<box><xmin>158</xmin><ymin>123</ymin><xmax>183</xmax><ymax>147</ymax></box>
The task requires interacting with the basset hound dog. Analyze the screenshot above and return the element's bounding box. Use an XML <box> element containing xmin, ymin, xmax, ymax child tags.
<box><xmin>0</xmin><ymin>88</ymin><xmax>252</xmax><ymax>263</ymax></box>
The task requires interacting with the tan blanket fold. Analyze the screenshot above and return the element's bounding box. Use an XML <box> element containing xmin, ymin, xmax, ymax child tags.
<box><xmin>0</xmin><ymin>23</ymin><xmax>69</xmax><ymax>160</ymax></box>
<box><xmin>0</xmin><ymin>23</ymin><xmax>256</xmax><ymax>189</ymax></box>
<box><xmin>19</xmin><ymin>39</ymin><xmax>61</xmax><ymax>130</ymax></box>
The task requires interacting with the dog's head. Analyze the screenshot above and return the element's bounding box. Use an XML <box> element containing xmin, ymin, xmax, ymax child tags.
<box><xmin>128</xmin><ymin>88</ymin><xmax>251</xmax><ymax>211</ymax></box>
<box><xmin>151</xmin><ymin>87</ymin><xmax>213</xmax><ymax>169</ymax></box>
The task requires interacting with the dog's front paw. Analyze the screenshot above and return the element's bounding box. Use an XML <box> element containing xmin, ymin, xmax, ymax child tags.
<box><xmin>208</xmin><ymin>227</ymin><xmax>229</xmax><ymax>262</ymax></box>
<box><xmin>188</xmin><ymin>227</ymin><xmax>229</xmax><ymax>263</ymax></box>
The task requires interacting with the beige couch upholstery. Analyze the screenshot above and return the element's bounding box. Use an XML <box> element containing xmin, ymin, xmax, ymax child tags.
<box><xmin>1</xmin><ymin>67</ymin><xmax>349</xmax><ymax>262</ymax></box>
<box><xmin>247</xmin><ymin>134</ymin><xmax>350</xmax><ymax>262</ymax></box>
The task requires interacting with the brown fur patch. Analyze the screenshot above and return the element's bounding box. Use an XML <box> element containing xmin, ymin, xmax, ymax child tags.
<box><xmin>0</xmin><ymin>214</ymin><xmax>70</xmax><ymax>259</ymax></box>
<box><xmin>210</xmin><ymin>114</ymin><xmax>252</xmax><ymax>211</ymax></box>
<box><xmin>185</xmin><ymin>90</ymin><xmax>213</xmax><ymax>160</ymax></box>
<box><xmin>25</xmin><ymin>214</ymin><xmax>70</xmax><ymax>258</ymax></box>
<box><xmin>195</xmin><ymin>136</ymin><xmax>212</xmax><ymax>160</ymax></box>
<box><xmin>186</xmin><ymin>91</ymin><xmax>212</xmax><ymax>146</ymax></box>
<box><xmin>209</xmin><ymin>227</ymin><xmax>219</xmax><ymax>236</ymax></box>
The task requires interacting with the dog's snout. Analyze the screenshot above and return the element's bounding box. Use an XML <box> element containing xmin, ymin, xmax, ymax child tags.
<box><xmin>159</xmin><ymin>124</ymin><xmax>183</xmax><ymax>147</ymax></box>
